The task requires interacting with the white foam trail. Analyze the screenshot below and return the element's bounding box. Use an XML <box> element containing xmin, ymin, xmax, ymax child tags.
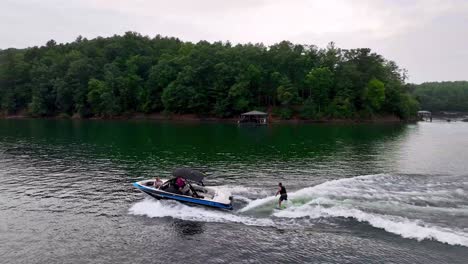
<box><xmin>239</xmin><ymin>173</ymin><xmax>468</xmax><ymax>247</ymax></box>
<box><xmin>129</xmin><ymin>198</ymin><xmax>273</xmax><ymax>226</ymax></box>
<box><xmin>213</xmin><ymin>185</ymin><xmax>269</xmax><ymax>206</ymax></box>
<box><xmin>240</xmin><ymin>174</ymin><xmax>388</xmax><ymax>212</ymax></box>
<box><xmin>240</xmin><ymin>174</ymin><xmax>385</xmax><ymax>212</ymax></box>
<box><xmin>233</xmin><ymin>195</ymin><xmax>253</xmax><ymax>203</ymax></box>
<box><xmin>213</xmin><ymin>185</ymin><xmax>270</xmax><ymax>197</ymax></box>
<box><xmin>239</xmin><ymin>195</ymin><xmax>277</xmax><ymax>212</ymax></box>
<box><xmin>273</xmin><ymin>205</ymin><xmax>468</xmax><ymax>247</ymax></box>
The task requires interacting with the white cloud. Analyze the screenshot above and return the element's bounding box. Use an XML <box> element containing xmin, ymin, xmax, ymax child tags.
<box><xmin>1</xmin><ymin>0</ymin><xmax>468</xmax><ymax>82</ymax></box>
<box><xmin>80</xmin><ymin>0</ymin><xmax>468</xmax><ymax>42</ymax></box>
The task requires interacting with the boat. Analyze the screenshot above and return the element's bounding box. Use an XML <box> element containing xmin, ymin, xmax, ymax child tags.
<box><xmin>133</xmin><ymin>168</ymin><xmax>233</xmax><ymax>210</ymax></box>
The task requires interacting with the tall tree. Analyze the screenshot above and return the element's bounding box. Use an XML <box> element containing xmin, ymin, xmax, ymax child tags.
<box><xmin>364</xmin><ymin>78</ymin><xmax>386</xmax><ymax>112</ymax></box>
<box><xmin>305</xmin><ymin>67</ymin><xmax>334</xmax><ymax>113</ymax></box>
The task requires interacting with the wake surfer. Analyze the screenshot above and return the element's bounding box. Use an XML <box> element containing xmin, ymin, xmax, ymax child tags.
<box><xmin>275</xmin><ymin>182</ymin><xmax>287</xmax><ymax>208</ymax></box>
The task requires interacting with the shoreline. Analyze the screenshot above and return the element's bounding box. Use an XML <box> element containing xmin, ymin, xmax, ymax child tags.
<box><xmin>0</xmin><ymin>113</ymin><xmax>409</xmax><ymax>124</ymax></box>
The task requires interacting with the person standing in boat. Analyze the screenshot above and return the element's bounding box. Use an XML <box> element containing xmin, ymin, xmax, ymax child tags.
<box><xmin>275</xmin><ymin>182</ymin><xmax>287</xmax><ymax>208</ymax></box>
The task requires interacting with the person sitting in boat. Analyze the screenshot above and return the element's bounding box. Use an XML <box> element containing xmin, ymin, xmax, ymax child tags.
<box><xmin>175</xmin><ymin>177</ymin><xmax>191</xmax><ymax>196</ymax></box>
<box><xmin>275</xmin><ymin>182</ymin><xmax>287</xmax><ymax>208</ymax></box>
<box><xmin>154</xmin><ymin>177</ymin><xmax>163</xmax><ymax>189</ymax></box>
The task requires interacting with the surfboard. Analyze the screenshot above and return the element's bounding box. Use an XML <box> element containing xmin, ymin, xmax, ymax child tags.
<box><xmin>274</xmin><ymin>205</ymin><xmax>287</xmax><ymax>210</ymax></box>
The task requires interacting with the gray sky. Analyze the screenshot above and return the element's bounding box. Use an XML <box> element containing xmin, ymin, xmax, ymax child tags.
<box><xmin>2</xmin><ymin>0</ymin><xmax>467</xmax><ymax>83</ymax></box>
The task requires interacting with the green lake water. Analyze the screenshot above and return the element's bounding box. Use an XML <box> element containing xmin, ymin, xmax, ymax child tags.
<box><xmin>0</xmin><ymin>119</ymin><xmax>467</xmax><ymax>263</ymax></box>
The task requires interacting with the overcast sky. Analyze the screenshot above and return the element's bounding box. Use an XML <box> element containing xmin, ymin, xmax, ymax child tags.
<box><xmin>2</xmin><ymin>0</ymin><xmax>467</xmax><ymax>83</ymax></box>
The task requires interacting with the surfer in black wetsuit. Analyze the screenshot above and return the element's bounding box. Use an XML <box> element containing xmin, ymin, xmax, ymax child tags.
<box><xmin>275</xmin><ymin>182</ymin><xmax>287</xmax><ymax>208</ymax></box>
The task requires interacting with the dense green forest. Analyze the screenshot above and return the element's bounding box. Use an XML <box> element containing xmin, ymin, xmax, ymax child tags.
<box><xmin>409</xmin><ymin>81</ymin><xmax>468</xmax><ymax>112</ymax></box>
<box><xmin>0</xmin><ymin>32</ymin><xmax>418</xmax><ymax>119</ymax></box>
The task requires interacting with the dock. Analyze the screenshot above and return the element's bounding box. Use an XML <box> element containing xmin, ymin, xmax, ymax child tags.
<box><xmin>417</xmin><ymin>111</ymin><xmax>432</xmax><ymax>122</ymax></box>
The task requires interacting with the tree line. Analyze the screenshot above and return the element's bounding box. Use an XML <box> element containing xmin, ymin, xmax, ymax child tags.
<box><xmin>409</xmin><ymin>81</ymin><xmax>468</xmax><ymax>112</ymax></box>
<box><xmin>0</xmin><ymin>32</ymin><xmax>419</xmax><ymax>119</ymax></box>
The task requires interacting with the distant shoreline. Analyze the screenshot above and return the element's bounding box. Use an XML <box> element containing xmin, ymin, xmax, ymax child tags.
<box><xmin>0</xmin><ymin>113</ymin><xmax>408</xmax><ymax>124</ymax></box>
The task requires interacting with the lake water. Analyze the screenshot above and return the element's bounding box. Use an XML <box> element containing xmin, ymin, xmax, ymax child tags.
<box><xmin>0</xmin><ymin>119</ymin><xmax>467</xmax><ymax>263</ymax></box>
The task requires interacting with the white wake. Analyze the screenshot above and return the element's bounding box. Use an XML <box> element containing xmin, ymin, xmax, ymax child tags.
<box><xmin>129</xmin><ymin>198</ymin><xmax>274</xmax><ymax>226</ymax></box>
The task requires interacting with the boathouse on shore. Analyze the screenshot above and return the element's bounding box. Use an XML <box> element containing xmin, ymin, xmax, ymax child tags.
<box><xmin>238</xmin><ymin>110</ymin><xmax>268</xmax><ymax>124</ymax></box>
<box><xmin>417</xmin><ymin>111</ymin><xmax>432</xmax><ymax>122</ymax></box>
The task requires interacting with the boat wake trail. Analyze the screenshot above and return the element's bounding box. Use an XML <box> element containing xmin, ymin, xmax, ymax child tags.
<box><xmin>129</xmin><ymin>198</ymin><xmax>274</xmax><ymax>226</ymax></box>
<box><xmin>129</xmin><ymin>174</ymin><xmax>468</xmax><ymax>247</ymax></box>
<box><xmin>244</xmin><ymin>173</ymin><xmax>468</xmax><ymax>247</ymax></box>
<box><xmin>273</xmin><ymin>203</ymin><xmax>468</xmax><ymax>246</ymax></box>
